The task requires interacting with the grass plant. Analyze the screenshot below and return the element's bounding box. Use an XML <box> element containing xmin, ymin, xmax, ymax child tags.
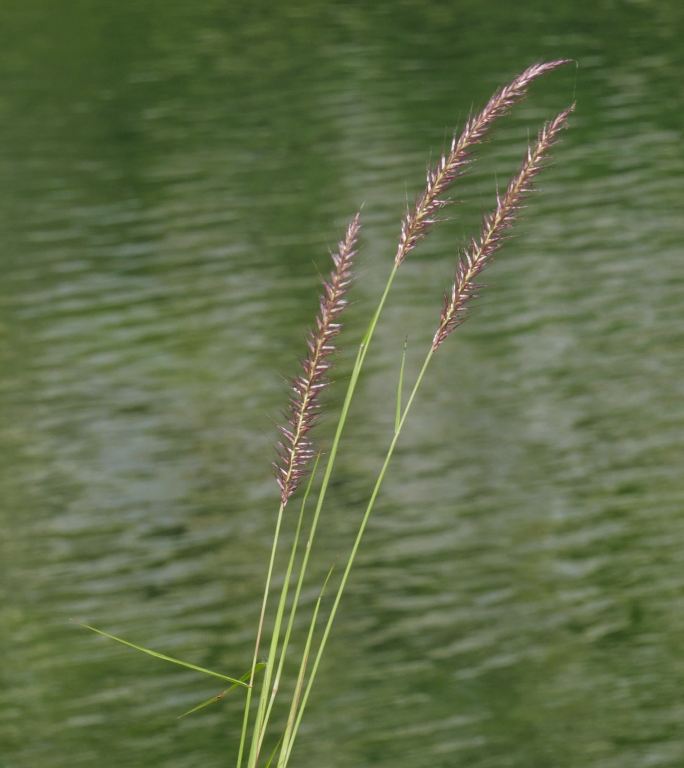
<box><xmin>82</xmin><ymin>61</ymin><xmax>574</xmax><ymax>766</ymax></box>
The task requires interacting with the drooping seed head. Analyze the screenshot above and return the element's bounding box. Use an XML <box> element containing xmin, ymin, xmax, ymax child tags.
<box><xmin>432</xmin><ymin>103</ymin><xmax>575</xmax><ymax>350</ymax></box>
<box><xmin>395</xmin><ymin>59</ymin><xmax>571</xmax><ymax>267</ymax></box>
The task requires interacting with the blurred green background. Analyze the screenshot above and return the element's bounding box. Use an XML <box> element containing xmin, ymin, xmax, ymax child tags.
<box><xmin>1</xmin><ymin>2</ymin><xmax>682</xmax><ymax>767</ymax></box>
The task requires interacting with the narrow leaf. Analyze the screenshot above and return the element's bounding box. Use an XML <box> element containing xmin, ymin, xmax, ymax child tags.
<box><xmin>79</xmin><ymin>623</ymin><xmax>248</xmax><ymax>686</ymax></box>
<box><xmin>177</xmin><ymin>664</ymin><xmax>265</xmax><ymax>719</ymax></box>
<box><xmin>279</xmin><ymin>567</ymin><xmax>334</xmax><ymax>768</ymax></box>
<box><xmin>250</xmin><ymin>453</ymin><xmax>324</xmax><ymax>764</ymax></box>
<box><xmin>179</xmin><ymin>690</ymin><xmax>229</xmax><ymax>719</ymax></box>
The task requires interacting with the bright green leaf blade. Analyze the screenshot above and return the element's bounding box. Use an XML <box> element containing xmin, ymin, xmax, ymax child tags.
<box><xmin>254</xmin><ymin>452</ymin><xmax>322</xmax><ymax>751</ymax></box>
<box><xmin>395</xmin><ymin>338</ymin><xmax>408</xmax><ymax>433</ymax></box>
<box><xmin>279</xmin><ymin>567</ymin><xmax>334</xmax><ymax>768</ymax></box>
<box><xmin>78</xmin><ymin>623</ymin><xmax>248</xmax><ymax>686</ymax></box>
<box><xmin>248</xmin><ymin>454</ymin><xmax>324</xmax><ymax>766</ymax></box>
<box><xmin>177</xmin><ymin>664</ymin><xmax>265</xmax><ymax>719</ymax></box>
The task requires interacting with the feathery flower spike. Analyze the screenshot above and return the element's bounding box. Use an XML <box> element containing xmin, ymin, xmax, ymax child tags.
<box><xmin>395</xmin><ymin>59</ymin><xmax>571</xmax><ymax>267</ymax></box>
<box><xmin>432</xmin><ymin>104</ymin><xmax>575</xmax><ymax>351</ymax></box>
<box><xmin>275</xmin><ymin>213</ymin><xmax>361</xmax><ymax>505</ymax></box>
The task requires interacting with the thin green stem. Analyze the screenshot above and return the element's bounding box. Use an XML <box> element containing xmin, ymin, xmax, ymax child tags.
<box><xmin>249</xmin><ymin>267</ymin><xmax>398</xmax><ymax>768</ymax></box>
<box><xmin>237</xmin><ymin>501</ymin><xmax>285</xmax><ymax>768</ymax></box>
<box><xmin>253</xmin><ymin>456</ymin><xmax>321</xmax><ymax>762</ymax></box>
<box><xmin>395</xmin><ymin>337</ymin><xmax>408</xmax><ymax>433</ymax></box>
<box><xmin>279</xmin><ymin>568</ymin><xmax>333</xmax><ymax>765</ymax></box>
<box><xmin>247</xmin><ymin>530</ymin><xmax>297</xmax><ymax>768</ymax></box>
<box><xmin>244</xmin><ymin>263</ymin><xmax>398</xmax><ymax>768</ymax></box>
<box><xmin>280</xmin><ymin>346</ymin><xmax>435</xmax><ymax>767</ymax></box>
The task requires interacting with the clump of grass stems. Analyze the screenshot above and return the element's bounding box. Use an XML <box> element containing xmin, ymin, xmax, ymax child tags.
<box><xmin>81</xmin><ymin>61</ymin><xmax>574</xmax><ymax>766</ymax></box>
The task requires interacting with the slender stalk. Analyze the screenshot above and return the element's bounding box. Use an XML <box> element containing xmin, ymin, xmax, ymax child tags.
<box><xmin>248</xmin><ymin>265</ymin><xmax>398</xmax><ymax>768</ymax></box>
<box><xmin>236</xmin><ymin>501</ymin><xmax>285</xmax><ymax>768</ymax></box>
<box><xmin>299</xmin><ymin>260</ymin><xmax>399</xmax><ymax>559</ymax></box>
<box><xmin>273</xmin><ymin>259</ymin><xmax>399</xmax><ymax>675</ymax></box>
<box><xmin>253</xmin><ymin>456</ymin><xmax>321</xmax><ymax>761</ymax></box>
<box><xmin>279</xmin><ymin>569</ymin><xmax>334</xmax><ymax>765</ymax></box>
<box><xmin>246</xmin><ymin>539</ymin><xmax>291</xmax><ymax>768</ymax></box>
<box><xmin>241</xmin><ymin>217</ymin><xmax>359</xmax><ymax>768</ymax></box>
<box><xmin>252</xmin><ymin>282</ymin><xmax>400</xmax><ymax>755</ymax></box>
<box><xmin>245</xmin><ymin>217</ymin><xmax>360</xmax><ymax>768</ymax></box>
<box><xmin>280</xmin><ymin>348</ymin><xmax>435</xmax><ymax>768</ymax></box>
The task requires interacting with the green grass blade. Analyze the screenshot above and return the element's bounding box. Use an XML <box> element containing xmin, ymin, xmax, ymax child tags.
<box><xmin>237</xmin><ymin>500</ymin><xmax>286</xmax><ymax>768</ymax></box>
<box><xmin>177</xmin><ymin>664</ymin><xmax>265</xmax><ymax>719</ymax></box>
<box><xmin>281</xmin><ymin>348</ymin><xmax>436</xmax><ymax>767</ymax></box>
<box><xmin>254</xmin><ymin>454</ymin><xmax>321</xmax><ymax>755</ymax></box>
<box><xmin>247</xmin><ymin>262</ymin><xmax>399</xmax><ymax>768</ymax></box>
<box><xmin>395</xmin><ymin>337</ymin><xmax>408</xmax><ymax>433</ymax></box>
<box><xmin>248</xmin><ymin>455</ymin><xmax>323</xmax><ymax>768</ymax></box>
<box><xmin>79</xmin><ymin>623</ymin><xmax>248</xmax><ymax>686</ymax></box>
<box><xmin>278</xmin><ymin>568</ymin><xmax>333</xmax><ymax>768</ymax></box>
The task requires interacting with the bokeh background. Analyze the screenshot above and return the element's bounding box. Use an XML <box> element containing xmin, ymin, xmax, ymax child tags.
<box><xmin>1</xmin><ymin>2</ymin><xmax>682</xmax><ymax>767</ymax></box>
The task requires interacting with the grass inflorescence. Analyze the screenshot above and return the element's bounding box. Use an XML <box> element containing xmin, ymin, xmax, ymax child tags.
<box><xmin>82</xmin><ymin>61</ymin><xmax>575</xmax><ymax>767</ymax></box>
<box><xmin>275</xmin><ymin>213</ymin><xmax>361</xmax><ymax>506</ymax></box>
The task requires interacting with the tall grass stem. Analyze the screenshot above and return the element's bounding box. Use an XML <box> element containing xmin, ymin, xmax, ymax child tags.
<box><xmin>280</xmin><ymin>347</ymin><xmax>435</xmax><ymax>767</ymax></box>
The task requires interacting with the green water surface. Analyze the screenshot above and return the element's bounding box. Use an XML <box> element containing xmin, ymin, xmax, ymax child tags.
<box><xmin>1</xmin><ymin>2</ymin><xmax>683</xmax><ymax>767</ymax></box>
